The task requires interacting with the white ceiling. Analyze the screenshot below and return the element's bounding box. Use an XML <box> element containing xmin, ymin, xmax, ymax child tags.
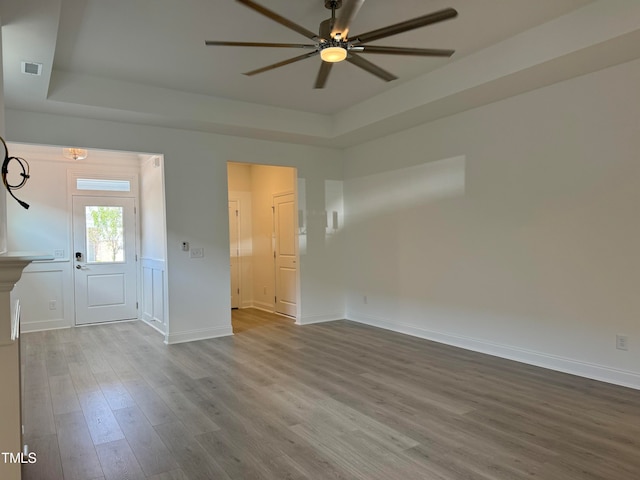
<box><xmin>2</xmin><ymin>0</ymin><xmax>640</xmax><ymax>146</ymax></box>
<box><xmin>52</xmin><ymin>0</ymin><xmax>592</xmax><ymax>114</ymax></box>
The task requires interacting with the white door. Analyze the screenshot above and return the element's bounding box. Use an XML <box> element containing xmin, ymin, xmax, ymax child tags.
<box><xmin>273</xmin><ymin>193</ymin><xmax>297</xmax><ymax>317</ymax></box>
<box><xmin>73</xmin><ymin>196</ymin><xmax>138</xmax><ymax>325</ymax></box>
<box><xmin>229</xmin><ymin>200</ymin><xmax>240</xmax><ymax>309</ymax></box>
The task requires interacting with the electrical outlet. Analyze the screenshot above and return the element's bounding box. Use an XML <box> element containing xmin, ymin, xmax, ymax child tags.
<box><xmin>190</xmin><ymin>247</ymin><xmax>204</xmax><ymax>258</ymax></box>
<box><xmin>363</xmin><ymin>295</ymin><xmax>368</xmax><ymax>304</ymax></box>
<box><xmin>181</xmin><ymin>241</ymin><xmax>189</xmax><ymax>251</ymax></box>
<box><xmin>53</xmin><ymin>249</ymin><xmax>65</xmax><ymax>259</ymax></box>
<box><xmin>263</xmin><ymin>286</ymin><xmax>267</xmax><ymax>294</ymax></box>
<box><xmin>48</xmin><ymin>300</ymin><xmax>57</xmax><ymax>310</ymax></box>
<box><xmin>616</xmin><ymin>335</ymin><xmax>629</xmax><ymax>351</ymax></box>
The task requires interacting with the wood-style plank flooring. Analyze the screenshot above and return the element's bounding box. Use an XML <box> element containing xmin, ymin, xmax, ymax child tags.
<box><xmin>21</xmin><ymin>309</ymin><xmax>640</xmax><ymax>479</ymax></box>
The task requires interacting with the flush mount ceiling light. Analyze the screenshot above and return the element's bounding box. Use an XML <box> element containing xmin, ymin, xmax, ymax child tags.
<box><xmin>63</xmin><ymin>148</ymin><xmax>88</xmax><ymax>161</ymax></box>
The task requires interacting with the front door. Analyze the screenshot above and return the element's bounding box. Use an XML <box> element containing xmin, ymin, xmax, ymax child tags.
<box><xmin>73</xmin><ymin>196</ymin><xmax>138</xmax><ymax>325</ymax></box>
<box><xmin>273</xmin><ymin>193</ymin><xmax>297</xmax><ymax>317</ymax></box>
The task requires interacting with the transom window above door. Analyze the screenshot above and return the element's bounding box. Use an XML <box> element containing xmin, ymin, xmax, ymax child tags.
<box><xmin>76</xmin><ymin>178</ymin><xmax>131</xmax><ymax>192</ymax></box>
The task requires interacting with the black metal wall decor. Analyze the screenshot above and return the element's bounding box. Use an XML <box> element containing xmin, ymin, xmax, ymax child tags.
<box><xmin>0</xmin><ymin>135</ymin><xmax>30</xmax><ymax>209</ymax></box>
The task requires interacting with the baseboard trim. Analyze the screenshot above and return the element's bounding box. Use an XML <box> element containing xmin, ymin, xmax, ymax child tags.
<box><xmin>297</xmin><ymin>313</ymin><xmax>343</xmax><ymax>326</ymax></box>
<box><xmin>140</xmin><ymin>317</ymin><xmax>166</xmax><ymax>335</ymax></box>
<box><xmin>251</xmin><ymin>301</ymin><xmax>274</xmax><ymax>313</ymax></box>
<box><xmin>142</xmin><ymin>312</ymin><xmax>164</xmax><ymax>324</ymax></box>
<box><xmin>20</xmin><ymin>318</ymin><xmax>70</xmax><ymax>333</ymax></box>
<box><xmin>346</xmin><ymin>311</ymin><xmax>640</xmax><ymax>391</ymax></box>
<box><xmin>164</xmin><ymin>325</ymin><xmax>233</xmax><ymax>345</ymax></box>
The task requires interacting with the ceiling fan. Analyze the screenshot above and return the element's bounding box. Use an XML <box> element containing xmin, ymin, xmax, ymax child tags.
<box><xmin>205</xmin><ymin>0</ymin><xmax>458</xmax><ymax>89</ymax></box>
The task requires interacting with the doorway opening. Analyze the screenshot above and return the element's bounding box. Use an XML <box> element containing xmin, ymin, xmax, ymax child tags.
<box><xmin>6</xmin><ymin>143</ymin><xmax>168</xmax><ymax>335</ymax></box>
<box><xmin>227</xmin><ymin>162</ymin><xmax>300</xmax><ymax>327</ymax></box>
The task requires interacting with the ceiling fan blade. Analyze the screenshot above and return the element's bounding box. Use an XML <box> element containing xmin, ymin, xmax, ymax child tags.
<box><xmin>236</xmin><ymin>0</ymin><xmax>317</xmax><ymax>40</ymax></box>
<box><xmin>346</xmin><ymin>53</ymin><xmax>397</xmax><ymax>82</ymax></box>
<box><xmin>359</xmin><ymin>45</ymin><xmax>455</xmax><ymax>57</ymax></box>
<box><xmin>244</xmin><ymin>51</ymin><xmax>319</xmax><ymax>76</ymax></box>
<box><xmin>314</xmin><ymin>62</ymin><xmax>333</xmax><ymax>89</ymax></box>
<box><xmin>351</xmin><ymin>8</ymin><xmax>458</xmax><ymax>44</ymax></box>
<box><xmin>331</xmin><ymin>0</ymin><xmax>365</xmax><ymax>39</ymax></box>
<box><xmin>205</xmin><ymin>41</ymin><xmax>316</xmax><ymax>49</ymax></box>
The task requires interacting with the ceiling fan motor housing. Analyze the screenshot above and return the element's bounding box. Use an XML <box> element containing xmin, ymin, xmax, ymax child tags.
<box><xmin>324</xmin><ymin>0</ymin><xmax>342</xmax><ymax>10</ymax></box>
<box><xmin>321</xmin><ymin>0</ymin><xmax>343</xmax><ymax>40</ymax></box>
<box><xmin>319</xmin><ymin>18</ymin><xmax>335</xmax><ymax>41</ymax></box>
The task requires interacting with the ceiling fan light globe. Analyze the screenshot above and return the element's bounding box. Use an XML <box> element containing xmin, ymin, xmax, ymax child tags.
<box><xmin>320</xmin><ymin>46</ymin><xmax>347</xmax><ymax>63</ymax></box>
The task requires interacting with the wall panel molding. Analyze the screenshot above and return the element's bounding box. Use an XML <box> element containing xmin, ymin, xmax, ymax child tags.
<box><xmin>141</xmin><ymin>258</ymin><xmax>166</xmax><ymax>332</ymax></box>
<box><xmin>13</xmin><ymin>262</ymin><xmax>73</xmax><ymax>332</ymax></box>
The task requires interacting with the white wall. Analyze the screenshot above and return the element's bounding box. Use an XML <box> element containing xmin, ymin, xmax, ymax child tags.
<box><xmin>140</xmin><ymin>155</ymin><xmax>166</xmax><ymax>260</ymax></box>
<box><xmin>5</xmin><ymin>111</ymin><xmax>346</xmax><ymax>341</ymax></box>
<box><xmin>0</xmin><ymin>28</ymin><xmax>7</xmax><ymax>255</ymax></box>
<box><xmin>344</xmin><ymin>58</ymin><xmax>640</xmax><ymax>389</ymax></box>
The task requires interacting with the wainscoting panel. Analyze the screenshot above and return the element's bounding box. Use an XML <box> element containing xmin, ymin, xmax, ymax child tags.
<box><xmin>141</xmin><ymin>258</ymin><xmax>166</xmax><ymax>331</ymax></box>
<box><xmin>13</xmin><ymin>261</ymin><xmax>73</xmax><ymax>332</ymax></box>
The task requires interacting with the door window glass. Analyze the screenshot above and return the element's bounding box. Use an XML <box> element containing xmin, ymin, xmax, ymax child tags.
<box><xmin>77</xmin><ymin>178</ymin><xmax>131</xmax><ymax>192</ymax></box>
<box><xmin>85</xmin><ymin>206</ymin><xmax>125</xmax><ymax>262</ymax></box>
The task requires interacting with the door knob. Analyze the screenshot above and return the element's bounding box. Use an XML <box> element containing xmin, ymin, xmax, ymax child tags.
<box><xmin>76</xmin><ymin>265</ymin><xmax>82</xmax><ymax>269</ymax></box>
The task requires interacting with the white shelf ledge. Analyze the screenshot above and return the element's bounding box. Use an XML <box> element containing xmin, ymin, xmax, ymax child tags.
<box><xmin>0</xmin><ymin>252</ymin><xmax>53</xmax><ymax>345</ymax></box>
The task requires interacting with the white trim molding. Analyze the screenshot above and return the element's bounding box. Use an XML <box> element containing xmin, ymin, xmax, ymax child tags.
<box><xmin>20</xmin><ymin>319</ymin><xmax>69</xmax><ymax>333</ymax></box>
<box><xmin>164</xmin><ymin>325</ymin><xmax>233</xmax><ymax>345</ymax></box>
<box><xmin>141</xmin><ymin>316</ymin><xmax>166</xmax><ymax>336</ymax></box>
<box><xmin>297</xmin><ymin>313</ymin><xmax>343</xmax><ymax>326</ymax></box>
<box><xmin>251</xmin><ymin>301</ymin><xmax>274</xmax><ymax>313</ymax></box>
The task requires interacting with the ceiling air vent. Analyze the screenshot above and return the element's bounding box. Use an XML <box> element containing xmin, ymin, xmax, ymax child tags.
<box><xmin>21</xmin><ymin>61</ymin><xmax>43</xmax><ymax>76</ymax></box>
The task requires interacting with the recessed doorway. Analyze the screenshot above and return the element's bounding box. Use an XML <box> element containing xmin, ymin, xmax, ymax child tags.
<box><xmin>227</xmin><ymin>162</ymin><xmax>299</xmax><ymax>323</ymax></box>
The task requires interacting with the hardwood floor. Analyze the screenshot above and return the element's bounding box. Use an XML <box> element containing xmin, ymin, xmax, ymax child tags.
<box><xmin>21</xmin><ymin>309</ymin><xmax>640</xmax><ymax>479</ymax></box>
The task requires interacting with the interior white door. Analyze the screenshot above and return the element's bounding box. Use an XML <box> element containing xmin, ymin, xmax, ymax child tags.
<box><xmin>229</xmin><ymin>200</ymin><xmax>240</xmax><ymax>309</ymax></box>
<box><xmin>273</xmin><ymin>193</ymin><xmax>297</xmax><ymax>317</ymax></box>
<box><xmin>73</xmin><ymin>196</ymin><xmax>138</xmax><ymax>325</ymax></box>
